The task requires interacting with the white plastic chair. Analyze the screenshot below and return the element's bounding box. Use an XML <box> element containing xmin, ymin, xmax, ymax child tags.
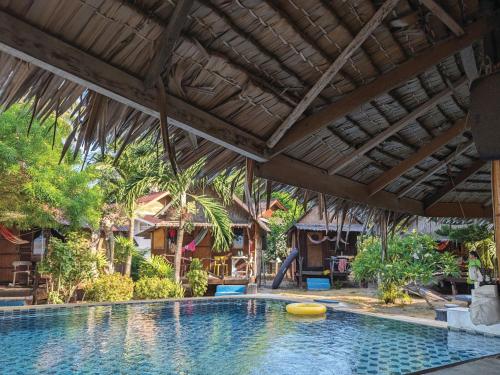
<box><xmin>10</xmin><ymin>261</ymin><xmax>32</xmax><ymax>287</ymax></box>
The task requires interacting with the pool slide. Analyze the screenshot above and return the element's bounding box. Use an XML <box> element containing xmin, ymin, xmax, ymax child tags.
<box><xmin>271</xmin><ymin>248</ymin><xmax>299</xmax><ymax>289</ymax></box>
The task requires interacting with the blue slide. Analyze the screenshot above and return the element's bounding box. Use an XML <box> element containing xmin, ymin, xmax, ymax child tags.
<box><xmin>272</xmin><ymin>248</ymin><xmax>299</xmax><ymax>289</ymax></box>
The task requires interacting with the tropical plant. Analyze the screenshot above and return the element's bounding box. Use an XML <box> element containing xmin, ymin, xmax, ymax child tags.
<box><xmin>0</xmin><ymin>104</ymin><xmax>103</xmax><ymax>229</ymax></box>
<box><xmin>139</xmin><ymin>255</ymin><xmax>174</xmax><ymax>280</ymax></box>
<box><xmin>186</xmin><ymin>258</ymin><xmax>209</xmax><ymax>297</ymax></box>
<box><xmin>85</xmin><ymin>273</ymin><xmax>134</xmax><ymax>302</ymax></box>
<box><xmin>38</xmin><ymin>233</ymin><xmax>107</xmax><ymax>303</ymax></box>
<box><xmin>265</xmin><ymin>192</ymin><xmax>304</xmax><ymax>261</ymax></box>
<box><xmin>134</xmin><ymin>277</ymin><xmax>185</xmax><ymax>299</ymax></box>
<box><xmin>114</xmin><ymin>237</ymin><xmax>137</xmax><ymax>269</ymax></box>
<box><xmin>93</xmin><ymin>143</ymin><xmax>157</xmax><ymax>276</ymax></box>
<box><xmin>124</xmin><ymin>158</ymin><xmax>233</xmax><ymax>281</ymax></box>
<box><xmin>352</xmin><ymin>232</ymin><xmax>460</xmax><ymax>304</ymax></box>
<box><xmin>436</xmin><ymin>224</ymin><xmax>497</xmax><ymax>277</ymax></box>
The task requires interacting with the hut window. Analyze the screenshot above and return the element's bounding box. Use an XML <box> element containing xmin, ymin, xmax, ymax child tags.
<box><xmin>233</xmin><ymin>228</ymin><xmax>244</xmax><ymax>249</ymax></box>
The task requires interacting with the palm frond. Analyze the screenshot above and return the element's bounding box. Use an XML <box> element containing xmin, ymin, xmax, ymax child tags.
<box><xmin>189</xmin><ymin>194</ymin><xmax>233</xmax><ymax>252</ymax></box>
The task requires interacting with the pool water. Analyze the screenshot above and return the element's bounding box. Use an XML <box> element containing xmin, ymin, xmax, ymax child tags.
<box><xmin>1</xmin><ymin>299</ymin><xmax>500</xmax><ymax>375</ymax></box>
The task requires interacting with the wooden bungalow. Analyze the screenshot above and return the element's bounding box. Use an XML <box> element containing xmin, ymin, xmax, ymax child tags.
<box><xmin>287</xmin><ymin>206</ymin><xmax>363</xmax><ymax>285</ymax></box>
<box><xmin>138</xmin><ymin>193</ymin><xmax>270</xmax><ymax>285</ymax></box>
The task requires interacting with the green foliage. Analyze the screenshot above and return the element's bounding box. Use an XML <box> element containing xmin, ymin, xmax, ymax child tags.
<box><xmin>38</xmin><ymin>233</ymin><xmax>106</xmax><ymax>303</ymax></box>
<box><xmin>134</xmin><ymin>277</ymin><xmax>185</xmax><ymax>299</ymax></box>
<box><xmin>114</xmin><ymin>237</ymin><xmax>136</xmax><ymax>264</ymax></box>
<box><xmin>379</xmin><ymin>283</ymin><xmax>411</xmax><ymax>305</ymax></box>
<box><xmin>436</xmin><ymin>224</ymin><xmax>491</xmax><ymax>243</ymax></box>
<box><xmin>265</xmin><ymin>192</ymin><xmax>304</xmax><ymax>261</ymax></box>
<box><xmin>352</xmin><ymin>232</ymin><xmax>460</xmax><ymax>304</ymax></box>
<box><xmin>85</xmin><ymin>273</ymin><xmax>134</xmax><ymax>302</ymax></box>
<box><xmin>0</xmin><ymin>104</ymin><xmax>103</xmax><ymax>229</ymax></box>
<box><xmin>186</xmin><ymin>259</ymin><xmax>209</xmax><ymax>297</ymax></box>
<box><xmin>139</xmin><ymin>255</ymin><xmax>174</xmax><ymax>280</ymax></box>
<box><xmin>131</xmin><ymin>251</ymin><xmax>146</xmax><ymax>281</ymax></box>
<box><xmin>467</xmin><ymin>237</ymin><xmax>497</xmax><ymax>272</ymax></box>
<box><xmin>436</xmin><ymin>224</ymin><xmax>496</xmax><ymax>275</ymax></box>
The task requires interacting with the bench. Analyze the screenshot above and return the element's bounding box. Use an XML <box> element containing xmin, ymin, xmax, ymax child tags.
<box><xmin>214</xmin><ymin>285</ymin><xmax>246</xmax><ymax>296</ymax></box>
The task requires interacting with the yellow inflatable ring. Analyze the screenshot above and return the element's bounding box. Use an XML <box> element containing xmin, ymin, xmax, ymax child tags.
<box><xmin>286</xmin><ymin>303</ymin><xmax>327</xmax><ymax>316</ymax></box>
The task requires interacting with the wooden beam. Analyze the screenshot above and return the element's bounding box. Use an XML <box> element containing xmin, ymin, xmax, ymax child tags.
<box><xmin>144</xmin><ymin>0</ymin><xmax>194</xmax><ymax>88</ymax></box>
<box><xmin>269</xmin><ymin>20</ymin><xmax>490</xmax><ymax>155</ymax></box>
<box><xmin>255</xmin><ymin>155</ymin><xmax>424</xmax><ymax>215</ymax></box>
<box><xmin>0</xmin><ymin>10</ymin><xmax>268</xmax><ymax>162</ymax></box>
<box><xmin>423</xmin><ymin>159</ymin><xmax>487</xmax><ymax>208</ymax></box>
<box><xmin>420</xmin><ymin>0</ymin><xmax>465</xmax><ymax>36</ymax></box>
<box><xmin>367</xmin><ymin>119</ymin><xmax>467</xmax><ymax>196</ymax></box>
<box><xmin>492</xmin><ymin>160</ymin><xmax>500</xmax><ymax>277</ymax></box>
<box><xmin>424</xmin><ymin>202</ymin><xmax>492</xmax><ymax>218</ymax></box>
<box><xmin>328</xmin><ymin>77</ymin><xmax>467</xmax><ymax>175</ymax></box>
<box><xmin>265</xmin><ymin>0</ymin><xmax>401</xmax><ymax>148</ymax></box>
<box><xmin>397</xmin><ymin>140</ymin><xmax>474</xmax><ymax>198</ymax></box>
<box><xmin>459</xmin><ymin>46</ymin><xmax>479</xmax><ymax>82</ymax></box>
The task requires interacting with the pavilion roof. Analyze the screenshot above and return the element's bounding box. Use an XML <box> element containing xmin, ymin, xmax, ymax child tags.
<box><xmin>0</xmin><ymin>0</ymin><xmax>498</xmax><ymax>221</ymax></box>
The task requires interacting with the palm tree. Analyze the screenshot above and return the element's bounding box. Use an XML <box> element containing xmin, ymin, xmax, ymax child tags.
<box><xmin>125</xmin><ymin>158</ymin><xmax>233</xmax><ymax>281</ymax></box>
<box><xmin>94</xmin><ymin>145</ymin><xmax>155</xmax><ymax>275</ymax></box>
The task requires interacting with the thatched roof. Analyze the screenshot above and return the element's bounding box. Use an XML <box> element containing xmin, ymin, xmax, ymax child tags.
<box><xmin>0</xmin><ymin>0</ymin><xmax>498</xmax><ymax>222</ymax></box>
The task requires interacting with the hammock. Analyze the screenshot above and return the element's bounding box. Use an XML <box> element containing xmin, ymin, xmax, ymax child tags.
<box><xmin>307</xmin><ymin>233</ymin><xmax>347</xmax><ymax>245</ymax></box>
<box><xmin>183</xmin><ymin>227</ymin><xmax>209</xmax><ymax>253</ymax></box>
<box><xmin>0</xmin><ymin>225</ymin><xmax>29</xmax><ymax>245</ymax></box>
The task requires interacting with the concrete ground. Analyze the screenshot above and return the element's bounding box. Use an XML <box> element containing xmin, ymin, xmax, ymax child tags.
<box><xmin>422</xmin><ymin>355</ymin><xmax>500</xmax><ymax>374</ymax></box>
<box><xmin>260</xmin><ymin>285</ymin><xmax>468</xmax><ymax>321</ymax></box>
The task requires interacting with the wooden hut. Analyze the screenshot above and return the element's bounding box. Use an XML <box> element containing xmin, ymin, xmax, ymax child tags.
<box><xmin>287</xmin><ymin>206</ymin><xmax>363</xmax><ymax>285</ymax></box>
<box><xmin>138</xmin><ymin>193</ymin><xmax>269</xmax><ymax>285</ymax></box>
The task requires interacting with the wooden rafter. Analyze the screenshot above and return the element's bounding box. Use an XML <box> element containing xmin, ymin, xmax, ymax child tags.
<box><xmin>144</xmin><ymin>0</ymin><xmax>194</xmax><ymax>88</ymax></box>
<box><xmin>397</xmin><ymin>140</ymin><xmax>474</xmax><ymax>198</ymax></box>
<box><xmin>367</xmin><ymin>118</ymin><xmax>468</xmax><ymax>196</ymax></box>
<box><xmin>328</xmin><ymin>77</ymin><xmax>467</xmax><ymax>175</ymax></box>
<box><xmin>265</xmin><ymin>0</ymin><xmax>401</xmax><ymax>148</ymax></box>
<box><xmin>255</xmin><ymin>154</ymin><xmax>492</xmax><ymax>218</ymax></box>
<box><xmin>420</xmin><ymin>0</ymin><xmax>465</xmax><ymax>36</ymax></box>
<box><xmin>423</xmin><ymin>159</ymin><xmax>487</xmax><ymax>208</ymax></box>
<box><xmin>0</xmin><ymin>10</ymin><xmax>268</xmax><ymax>162</ymax></box>
<box><xmin>268</xmin><ymin>19</ymin><xmax>491</xmax><ymax>156</ymax></box>
<box><xmin>256</xmin><ymin>154</ymin><xmax>424</xmax><ymax>215</ymax></box>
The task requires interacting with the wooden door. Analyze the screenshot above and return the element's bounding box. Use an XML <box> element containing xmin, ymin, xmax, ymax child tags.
<box><xmin>306</xmin><ymin>232</ymin><xmax>324</xmax><ymax>268</ymax></box>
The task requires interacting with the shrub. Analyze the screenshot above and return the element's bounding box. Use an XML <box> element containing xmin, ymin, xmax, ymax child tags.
<box><xmin>134</xmin><ymin>277</ymin><xmax>185</xmax><ymax>299</ymax></box>
<box><xmin>85</xmin><ymin>273</ymin><xmax>134</xmax><ymax>302</ymax></box>
<box><xmin>139</xmin><ymin>255</ymin><xmax>174</xmax><ymax>280</ymax></box>
<box><xmin>352</xmin><ymin>232</ymin><xmax>459</xmax><ymax>304</ymax></box>
<box><xmin>38</xmin><ymin>233</ymin><xmax>107</xmax><ymax>303</ymax></box>
<box><xmin>186</xmin><ymin>259</ymin><xmax>209</xmax><ymax>297</ymax></box>
<box><xmin>131</xmin><ymin>251</ymin><xmax>146</xmax><ymax>281</ymax></box>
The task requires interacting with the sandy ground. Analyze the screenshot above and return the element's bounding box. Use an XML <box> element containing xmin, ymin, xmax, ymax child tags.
<box><xmin>260</xmin><ymin>285</ymin><xmax>468</xmax><ymax>321</ymax></box>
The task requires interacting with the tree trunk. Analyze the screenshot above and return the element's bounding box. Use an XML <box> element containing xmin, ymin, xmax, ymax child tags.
<box><xmin>124</xmin><ymin>215</ymin><xmax>134</xmax><ymax>276</ymax></box>
<box><xmin>174</xmin><ymin>193</ymin><xmax>187</xmax><ymax>282</ymax></box>
<box><xmin>107</xmin><ymin>230</ymin><xmax>115</xmax><ymax>274</ymax></box>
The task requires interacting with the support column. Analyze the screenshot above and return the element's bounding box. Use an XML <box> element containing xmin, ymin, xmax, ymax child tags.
<box><xmin>492</xmin><ymin>160</ymin><xmax>500</xmax><ymax>281</ymax></box>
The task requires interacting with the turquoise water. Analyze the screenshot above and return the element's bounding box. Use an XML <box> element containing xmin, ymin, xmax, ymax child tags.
<box><xmin>1</xmin><ymin>299</ymin><xmax>500</xmax><ymax>374</ymax></box>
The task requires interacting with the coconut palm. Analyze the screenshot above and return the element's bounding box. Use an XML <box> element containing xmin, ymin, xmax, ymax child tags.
<box><xmin>125</xmin><ymin>158</ymin><xmax>233</xmax><ymax>281</ymax></box>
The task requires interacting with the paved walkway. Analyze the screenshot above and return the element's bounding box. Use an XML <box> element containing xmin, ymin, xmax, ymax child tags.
<box><xmin>423</xmin><ymin>355</ymin><xmax>500</xmax><ymax>374</ymax></box>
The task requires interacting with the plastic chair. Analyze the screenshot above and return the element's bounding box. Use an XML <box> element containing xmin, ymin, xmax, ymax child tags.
<box><xmin>10</xmin><ymin>261</ymin><xmax>32</xmax><ymax>286</ymax></box>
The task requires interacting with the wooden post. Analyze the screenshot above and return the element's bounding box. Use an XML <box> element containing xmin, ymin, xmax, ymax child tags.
<box><xmin>380</xmin><ymin>212</ymin><xmax>388</xmax><ymax>263</ymax></box>
<box><xmin>492</xmin><ymin>160</ymin><xmax>500</xmax><ymax>280</ymax></box>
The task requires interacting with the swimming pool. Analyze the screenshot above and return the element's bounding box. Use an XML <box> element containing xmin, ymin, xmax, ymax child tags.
<box><xmin>1</xmin><ymin>298</ymin><xmax>500</xmax><ymax>374</ymax></box>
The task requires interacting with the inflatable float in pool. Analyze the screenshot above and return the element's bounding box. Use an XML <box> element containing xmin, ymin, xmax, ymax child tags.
<box><xmin>286</xmin><ymin>303</ymin><xmax>327</xmax><ymax>316</ymax></box>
